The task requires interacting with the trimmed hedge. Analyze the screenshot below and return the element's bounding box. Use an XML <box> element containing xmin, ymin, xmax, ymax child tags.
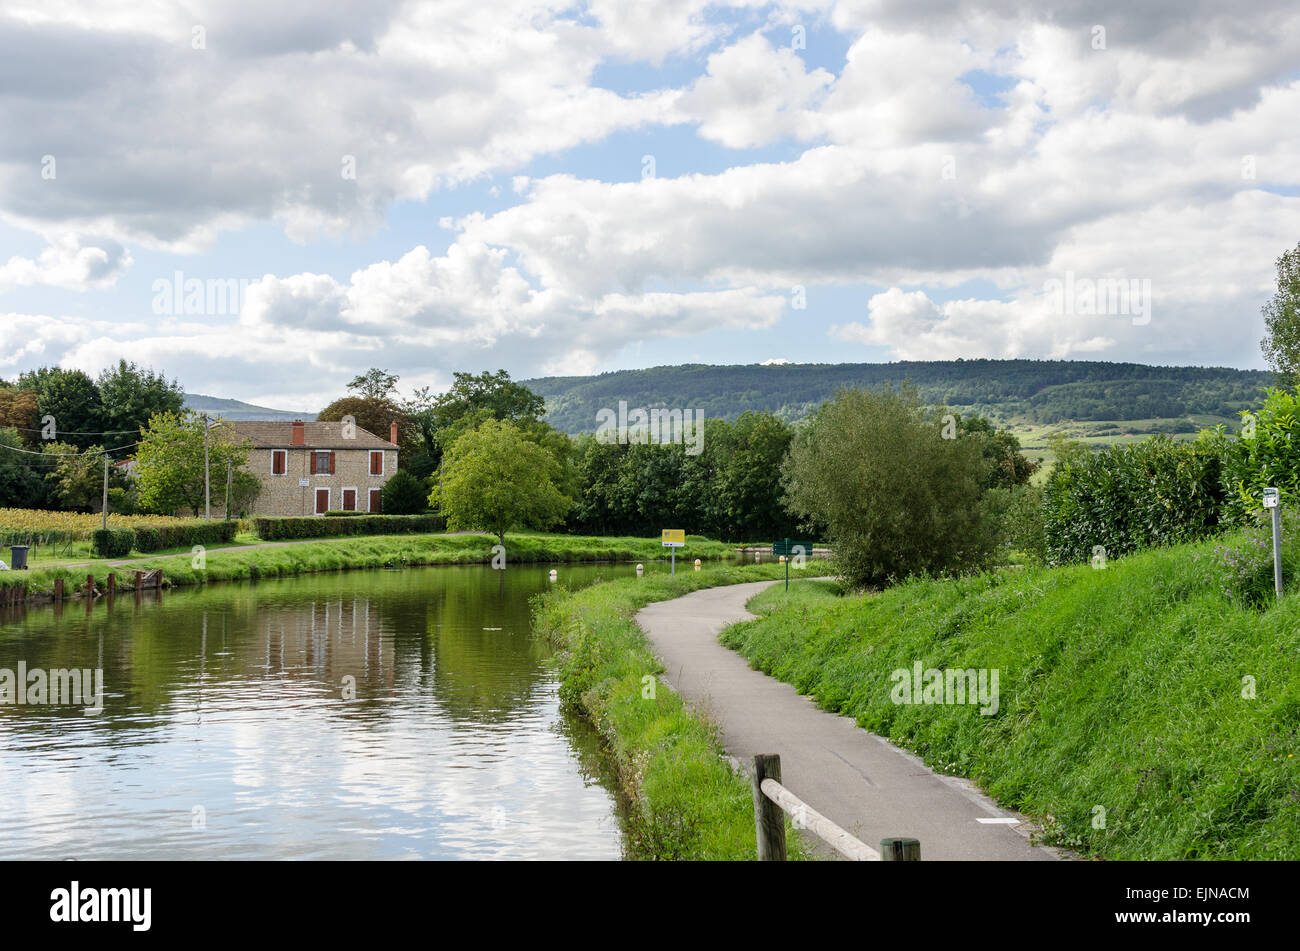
<box><xmin>91</xmin><ymin>529</ymin><xmax>135</xmax><ymax>559</ymax></box>
<box><xmin>133</xmin><ymin>527</ymin><xmax>162</xmax><ymax>553</ymax></box>
<box><xmin>151</xmin><ymin>522</ymin><xmax>238</xmax><ymax>549</ymax></box>
<box><xmin>1042</xmin><ymin>434</ymin><xmax>1225</xmax><ymax>565</ymax></box>
<box><xmin>254</xmin><ymin>514</ymin><xmax>446</xmax><ymax>541</ymax></box>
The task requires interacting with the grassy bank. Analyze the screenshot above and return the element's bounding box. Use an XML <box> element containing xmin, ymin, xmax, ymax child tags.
<box><xmin>1</xmin><ymin>531</ymin><xmax>739</xmax><ymax>602</ymax></box>
<box><xmin>721</xmin><ymin>539</ymin><xmax>1300</xmax><ymax>859</ymax></box>
<box><xmin>532</xmin><ymin>564</ymin><xmax>810</xmax><ymax>860</ymax></box>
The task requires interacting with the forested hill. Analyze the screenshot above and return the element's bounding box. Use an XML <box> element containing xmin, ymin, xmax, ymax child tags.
<box><xmin>524</xmin><ymin>360</ymin><xmax>1274</xmax><ymax>434</ymax></box>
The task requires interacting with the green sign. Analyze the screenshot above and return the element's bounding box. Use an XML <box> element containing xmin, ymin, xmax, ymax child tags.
<box><xmin>772</xmin><ymin>540</ymin><xmax>812</xmax><ymax>557</ymax></box>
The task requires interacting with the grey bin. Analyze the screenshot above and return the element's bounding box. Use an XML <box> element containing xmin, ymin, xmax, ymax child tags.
<box><xmin>9</xmin><ymin>545</ymin><xmax>30</xmax><ymax>570</ymax></box>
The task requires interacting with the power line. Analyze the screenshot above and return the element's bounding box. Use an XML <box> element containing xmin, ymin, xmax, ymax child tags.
<box><xmin>0</xmin><ymin>440</ymin><xmax>141</xmax><ymax>457</ymax></box>
<box><xmin>9</xmin><ymin>426</ymin><xmax>139</xmax><ymax>436</ymax></box>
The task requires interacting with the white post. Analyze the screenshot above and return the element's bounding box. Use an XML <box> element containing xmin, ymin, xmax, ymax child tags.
<box><xmin>1265</xmin><ymin>488</ymin><xmax>1282</xmax><ymax>599</ymax></box>
<box><xmin>102</xmin><ymin>454</ymin><xmax>109</xmax><ymax>530</ymax></box>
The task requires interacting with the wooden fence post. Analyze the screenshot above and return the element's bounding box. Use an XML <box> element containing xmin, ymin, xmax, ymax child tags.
<box><xmin>107</xmin><ymin>573</ymin><xmax>115</xmax><ymax>596</ymax></box>
<box><xmin>86</xmin><ymin>573</ymin><xmax>95</xmax><ymax>597</ymax></box>
<box><xmin>880</xmin><ymin>837</ymin><xmax>921</xmax><ymax>861</ymax></box>
<box><xmin>753</xmin><ymin>753</ymin><xmax>787</xmax><ymax>861</ymax></box>
<box><xmin>54</xmin><ymin>578</ymin><xmax>63</xmax><ymax>602</ymax></box>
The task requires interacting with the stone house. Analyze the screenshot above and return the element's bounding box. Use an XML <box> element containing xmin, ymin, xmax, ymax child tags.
<box><xmin>222</xmin><ymin>419</ymin><xmax>399</xmax><ymax>516</ymax></box>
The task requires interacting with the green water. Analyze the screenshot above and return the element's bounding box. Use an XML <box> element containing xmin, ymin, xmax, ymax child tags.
<box><xmin>0</xmin><ymin>563</ymin><xmax>646</xmax><ymax>860</ymax></box>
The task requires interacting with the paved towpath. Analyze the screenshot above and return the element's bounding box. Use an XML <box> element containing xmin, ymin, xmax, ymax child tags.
<box><xmin>637</xmin><ymin>580</ymin><xmax>1064</xmax><ymax>861</ymax></box>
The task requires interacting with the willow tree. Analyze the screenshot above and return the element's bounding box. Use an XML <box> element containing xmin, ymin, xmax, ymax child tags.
<box><xmin>781</xmin><ymin>384</ymin><xmax>996</xmax><ymax>586</ymax></box>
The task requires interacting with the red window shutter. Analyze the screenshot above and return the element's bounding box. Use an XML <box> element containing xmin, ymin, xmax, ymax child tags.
<box><xmin>329</xmin><ymin>451</ymin><xmax>336</xmax><ymax>474</ymax></box>
<box><xmin>309</xmin><ymin>452</ymin><xmax>317</xmax><ymax>475</ymax></box>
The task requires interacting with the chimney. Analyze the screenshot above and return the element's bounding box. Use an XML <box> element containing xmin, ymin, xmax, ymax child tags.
<box><xmin>389</xmin><ymin>421</ymin><xmax>399</xmax><ymax>445</ymax></box>
<box><xmin>291</xmin><ymin>419</ymin><xmax>305</xmax><ymax>446</ymax></box>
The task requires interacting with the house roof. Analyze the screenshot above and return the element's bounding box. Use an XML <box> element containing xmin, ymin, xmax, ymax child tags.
<box><xmin>220</xmin><ymin>420</ymin><xmax>397</xmax><ymax>450</ymax></box>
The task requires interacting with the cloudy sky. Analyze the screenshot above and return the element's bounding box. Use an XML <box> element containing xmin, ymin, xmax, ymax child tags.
<box><xmin>1</xmin><ymin>0</ymin><xmax>1297</xmax><ymax>410</ymax></box>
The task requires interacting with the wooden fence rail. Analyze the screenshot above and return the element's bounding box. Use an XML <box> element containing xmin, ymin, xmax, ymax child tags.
<box><xmin>752</xmin><ymin>753</ymin><xmax>920</xmax><ymax>862</ymax></box>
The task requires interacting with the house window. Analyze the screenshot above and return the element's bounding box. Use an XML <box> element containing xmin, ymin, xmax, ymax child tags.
<box><xmin>369</xmin><ymin>488</ymin><xmax>382</xmax><ymax>513</ymax></box>
<box><xmin>314</xmin><ymin>488</ymin><xmax>330</xmax><ymax>514</ymax></box>
<box><xmin>342</xmin><ymin>488</ymin><xmax>357</xmax><ymax>511</ymax></box>
<box><xmin>310</xmin><ymin>451</ymin><xmax>335</xmax><ymax>475</ymax></box>
<box><xmin>369</xmin><ymin>450</ymin><xmax>384</xmax><ymax>476</ymax></box>
<box><xmin>271</xmin><ymin>450</ymin><xmax>287</xmax><ymax>475</ymax></box>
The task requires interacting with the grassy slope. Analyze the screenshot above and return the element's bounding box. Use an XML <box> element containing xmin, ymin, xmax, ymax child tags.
<box><xmin>1</xmin><ymin>532</ymin><xmax>738</xmax><ymax>599</ymax></box>
<box><xmin>532</xmin><ymin>563</ymin><xmax>809</xmax><ymax>860</ymax></box>
<box><xmin>722</xmin><ymin>543</ymin><xmax>1300</xmax><ymax>860</ymax></box>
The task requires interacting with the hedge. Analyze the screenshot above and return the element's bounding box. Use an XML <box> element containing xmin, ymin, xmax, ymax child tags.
<box><xmin>91</xmin><ymin>529</ymin><xmax>135</xmax><ymax>559</ymax></box>
<box><xmin>254</xmin><ymin>514</ymin><xmax>446</xmax><ymax>541</ymax></box>
<box><xmin>1042</xmin><ymin>434</ymin><xmax>1225</xmax><ymax>565</ymax></box>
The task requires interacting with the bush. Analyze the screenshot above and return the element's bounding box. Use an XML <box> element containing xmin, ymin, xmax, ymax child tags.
<box><xmin>254</xmin><ymin>514</ymin><xmax>446</xmax><ymax>541</ymax></box>
<box><xmin>150</xmin><ymin>522</ymin><xmax>238</xmax><ymax>549</ymax></box>
<box><xmin>107</xmin><ymin>486</ymin><xmax>137</xmax><ymax>515</ymax></box>
<box><xmin>1042</xmin><ymin>434</ymin><xmax>1225</xmax><ymax>565</ymax></box>
<box><xmin>981</xmin><ymin>484</ymin><xmax>1046</xmax><ymax>564</ymax></box>
<box><xmin>91</xmin><ymin>528</ymin><xmax>135</xmax><ymax>558</ymax></box>
<box><xmin>1219</xmin><ymin>387</ymin><xmax>1300</xmax><ymax>523</ymax></box>
<box><xmin>322</xmin><ymin>510</ymin><xmax>365</xmax><ymax>517</ymax></box>
<box><xmin>381</xmin><ymin>469</ymin><xmax>430</xmax><ymax>515</ymax></box>
<box><xmin>133</xmin><ymin>527</ymin><xmax>162</xmax><ymax>553</ymax></box>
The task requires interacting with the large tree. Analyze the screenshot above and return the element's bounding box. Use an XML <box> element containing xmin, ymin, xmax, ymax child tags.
<box><xmin>1261</xmin><ymin>241</ymin><xmax>1300</xmax><ymax>382</ymax></box>
<box><xmin>782</xmin><ymin>384</ymin><xmax>996</xmax><ymax>586</ymax></box>
<box><xmin>431</xmin><ymin>418</ymin><xmax>571</xmax><ymax>545</ymax></box>
<box><xmin>0</xmin><ymin>385</ymin><xmax>41</xmax><ymax>446</ymax></box>
<box><xmin>97</xmin><ymin>359</ymin><xmax>185</xmax><ymax>446</ymax></box>
<box><xmin>134</xmin><ymin>412</ymin><xmax>257</xmax><ymax>516</ymax></box>
<box><xmin>42</xmin><ymin>442</ymin><xmax>127</xmax><ymax>511</ymax></box>
<box><xmin>318</xmin><ymin>366</ymin><xmax>408</xmax><ymax>449</ymax></box>
<box><xmin>17</xmin><ymin>367</ymin><xmax>103</xmax><ymax>450</ymax></box>
<box><xmin>406</xmin><ymin>370</ymin><xmax>549</xmax><ymax>476</ymax></box>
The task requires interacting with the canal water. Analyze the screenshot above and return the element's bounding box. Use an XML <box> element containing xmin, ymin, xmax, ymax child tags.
<box><xmin>0</xmin><ymin>563</ymin><xmax>645</xmax><ymax>860</ymax></box>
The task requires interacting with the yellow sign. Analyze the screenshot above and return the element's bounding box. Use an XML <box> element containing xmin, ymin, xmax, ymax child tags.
<box><xmin>661</xmin><ymin>529</ymin><xmax>685</xmax><ymax>547</ymax></box>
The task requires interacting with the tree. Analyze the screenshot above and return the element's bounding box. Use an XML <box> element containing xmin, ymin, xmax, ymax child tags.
<box><xmin>955</xmin><ymin>413</ymin><xmax>1038</xmax><ymax>489</ymax></box>
<box><xmin>348</xmin><ymin>367</ymin><xmax>400</xmax><ymax>402</ymax></box>
<box><xmin>317</xmin><ymin>395</ymin><xmax>407</xmax><ymax>446</ymax></box>
<box><xmin>17</xmin><ymin>367</ymin><xmax>103</xmax><ymax>450</ymax></box>
<box><xmin>380</xmin><ymin>469</ymin><xmax>430</xmax><ymax>515</ymax></box>
<box><xmin>782</xmin><ymin>385</ymin><xmax>996</xmax><ymax>586</ymax></box>
<box><xmin>97</xmin><ymin>360</ymin><xmax>185</xmax><ymax>446</ymax></box>
<box><xmin>0</xmin><ymin>386</ymin><xmax>41</xmax><ymax>446</ymax></box>
<box><xmin>1261</xmin><ymin>242</ymin><xmax>1300</xmax><ymax>382</ymax></box>
<box><xmin>134</xmin><ymin>412</ymin><xmax>256</xmax><ymax>516</ymax></box>
<box><xmin>42</xmin><ymin>442</ymin><xmax>124</xmax><ymax>511</ymax></box>
<box><xmin>0</xmin><ymin>427</ymin><xmax>46</xmax><ymax>508</ymax></box>
<box><xmin>431</xmin><ymin>418</ymin><xmax>571</xmax><ymax>545</ymax></box>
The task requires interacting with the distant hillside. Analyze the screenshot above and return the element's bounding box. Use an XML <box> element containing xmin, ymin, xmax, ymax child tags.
<box><xmin>524</xmin><ymin>360</ymin><xmax>1273</xmax><ymax>435</ymax></box>
<box><xmin>184</xmin><ymin>394</ymin><xmax>318</xmax><ymax>422</ymax></box>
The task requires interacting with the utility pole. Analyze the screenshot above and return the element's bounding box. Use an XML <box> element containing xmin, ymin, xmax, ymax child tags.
<box><xmin>203</xmin><ymin>412</ymin><xmax>211</xmax><ymax>521</ymax></box>
<box><xmin>226</xmin><ymin>459</ymin><xmax>233</xmax><ymax>520</ymax></box>
<box><xmin>102</xmin><ymin>454</ymin><xmax>109</xmax><ymax>531</ymax></box>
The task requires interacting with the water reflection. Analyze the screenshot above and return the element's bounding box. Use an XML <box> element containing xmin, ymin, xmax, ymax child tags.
<box><xmin>0</xmin><ymin>564</ymin><xmax>638</xmax><ymax>860</ymax></box>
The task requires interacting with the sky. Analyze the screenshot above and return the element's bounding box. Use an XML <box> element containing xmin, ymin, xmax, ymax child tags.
<box><xmin>0</xmin><ymin>0</ymin><xmax>1297</xmax><ymax>411</ymax></box>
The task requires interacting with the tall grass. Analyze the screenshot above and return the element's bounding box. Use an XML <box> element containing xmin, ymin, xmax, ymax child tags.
<box><xmin>532</xmin><ymin>564</ymin><xmax>807</xmax><ymax>860</ymax></box>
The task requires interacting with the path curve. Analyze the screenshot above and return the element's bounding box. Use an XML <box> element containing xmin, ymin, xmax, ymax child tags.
<box><xmin>637</xmin><ymin>580</ymin><xmax>1064</xmax><ymax>861</ymax></box>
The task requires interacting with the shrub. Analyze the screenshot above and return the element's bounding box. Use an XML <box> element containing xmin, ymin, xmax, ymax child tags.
<box><xmin>322</xmin><ymin>510</ymin><xmax>365</xmax><ymax>517</ymax></box>
<box><xmin>254</xmin><ymin>514</ymin><xmax>445</xmax><ymax>541</ymax></box>
<box><xmin>150</xmin><ymin>521</ymin><xmax>238</xmax><ymax>549</ymax></box>
<box><xmin>91</xmin><ymin>528</ymin><xmax>135</xmax><ymax>558</ymax></box>
<box><xmin>1219</xmin><ymin>387</ymin><xmax>1300</xmax><ymax>523</ymax></box>
<box><xmin>1042</xmin><ymin>434</ymin><xmax>1225</xmax><ymax>565</ymax></box>
<box><xmin>133</xmin><ymin>527</ymin><xmax>162</xmax><ymax>553</ymax></box>
<box><xmin>981</xmin><ymin>484</ymin><xmax>1046</xmax><ymax>564</ymax></box>
<box><xmin>381</xmin><ymin>469</ymin><xmax>430</xmax><ymax>515</ymax></box>
<box><xmin>107</xmin><ymin>486</ymin><xmax>137</xmax><ymax>515</ymax></box>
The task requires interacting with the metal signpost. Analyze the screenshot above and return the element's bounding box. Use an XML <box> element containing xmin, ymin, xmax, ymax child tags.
<box><xmin>662</xmin><ymin>529</ymin><xmax>685</xmax><ymax>575</ymax></box>
<box><xmin>1264</xmin><ymin>487</ymin><xmax>1281</xmax><ymax>599</ymax></box>
<box><xmin>772</xmin><ymin>538</ymin><xmax>811</xmax><ymax>591</ymax></box>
